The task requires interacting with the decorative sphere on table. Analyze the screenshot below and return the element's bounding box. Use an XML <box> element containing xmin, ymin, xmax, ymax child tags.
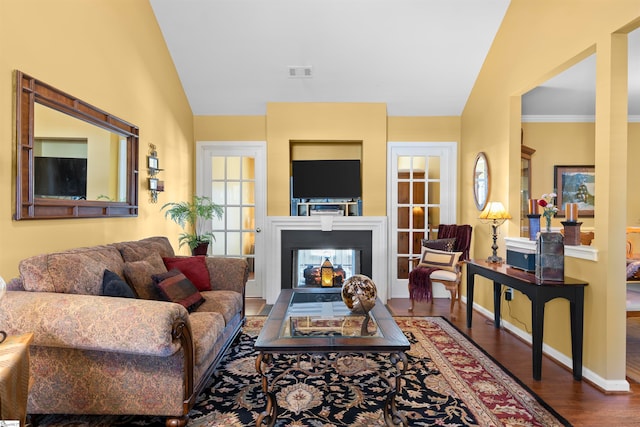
<box><xmin>341</xmin><ymin>274</ymin><xmax>377</xmax><ymax>314</ymax></box>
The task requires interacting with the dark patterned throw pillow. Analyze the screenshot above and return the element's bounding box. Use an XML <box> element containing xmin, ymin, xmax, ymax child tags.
<box><xmin>421</xmin><ymin>238</ymin><xmax>456</xmax><ymax>252</ymax></box>
<box><xmin>152</xmin><ymin>269</ymin><xmax>205</xmax><ymax>312</ymax></box>
<box><xmin>101</xmin><ymin>269</ymin><xmax>137</xmax><ymax>298</ymax></box>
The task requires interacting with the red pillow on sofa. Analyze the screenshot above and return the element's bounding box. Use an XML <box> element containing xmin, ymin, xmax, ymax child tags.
<box><xmin>162</xmin><ymin>256</ymin><xmax>211</xmax><ymax>291</ymax></box>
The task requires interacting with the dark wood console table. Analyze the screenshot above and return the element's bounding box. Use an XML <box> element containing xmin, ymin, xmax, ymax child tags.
<box><xmin>465</xmin><ymin>259</ymin><xmax>587</xmax><ymax>381</ymax></box>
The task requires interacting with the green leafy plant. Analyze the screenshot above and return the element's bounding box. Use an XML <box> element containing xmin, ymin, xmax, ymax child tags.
<box><xmin>161</xmin><ymin>196</ymin><xmax>223</xmax><ymax>250</ymax></box>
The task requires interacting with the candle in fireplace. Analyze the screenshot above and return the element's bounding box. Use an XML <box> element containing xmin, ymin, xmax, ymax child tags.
<box><xmin>321</xmin><ymin>257</ymin><xmax>334</xmax><ymax>287</ymax></box>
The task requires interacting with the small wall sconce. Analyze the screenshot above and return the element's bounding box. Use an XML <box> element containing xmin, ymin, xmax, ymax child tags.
<box><xmin>148</xmin><ymin>143</ymin><xmax>164</xmax><ymax>203</ymax></box>
<box><xmin>479</xmin><ymin>201</ymin><xmax>512</xmax><ymax>263</ymax></box>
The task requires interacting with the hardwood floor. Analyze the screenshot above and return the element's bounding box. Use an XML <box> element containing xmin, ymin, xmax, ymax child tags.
<box><xmin>246</xmin><ymin>297</ymin><xmax>640</xmax><ymax>426</ymax></box>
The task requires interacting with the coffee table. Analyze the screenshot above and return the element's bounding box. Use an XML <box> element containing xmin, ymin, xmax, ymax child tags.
<box><xmin>254</xmin><ymin>287</ymin><xmax>410</xmax><ymax>426</ymax></box>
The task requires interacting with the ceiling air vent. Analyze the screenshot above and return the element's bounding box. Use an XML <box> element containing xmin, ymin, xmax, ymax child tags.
<box><xmin>288</xmin><ymin>66</ymin><xmax>313</xmax><ymax>78</ymax></box>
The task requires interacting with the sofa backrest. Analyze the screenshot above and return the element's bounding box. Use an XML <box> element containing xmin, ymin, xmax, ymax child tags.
<box><xmin>112</xmin><ymin>236</ymin><xmax>175</xmax><ymax>262</ymax></box>
<box><xmin>19</xmin><ymin>245</ymin><xmax>126</xmax><ymax>295</ymax></box>
<box><xmin>18</xmin><ymin>236</ymin><xmax>175</xmax><ymax>295</ymax></box>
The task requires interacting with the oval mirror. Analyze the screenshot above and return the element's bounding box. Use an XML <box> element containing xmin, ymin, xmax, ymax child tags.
<box><xmin>473</xmin><ymin>152</ymin><xmax>489</xmax><ymax>211</ymax></box>
<box><xmin>14</xmin><ymin>71</ymin><xmax>139</xmax><ymax>220</ymax></box>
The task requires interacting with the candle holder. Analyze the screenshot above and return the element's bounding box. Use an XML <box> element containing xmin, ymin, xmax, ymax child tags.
<box><xmin>527</xmin><ymin>214</ymin><xmax>541</xmax><ymax>241</ymax></box>
<box><xmin>562</xmin><ymin>221</ymin><xmax>583</xmax><ymax>246</ymax></box>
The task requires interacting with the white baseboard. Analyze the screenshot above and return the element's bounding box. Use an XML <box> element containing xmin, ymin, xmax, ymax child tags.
<box><xmin>465</xmin><ymin>297</ymin><xmax>630</xmax><ymax>392</ymax></box>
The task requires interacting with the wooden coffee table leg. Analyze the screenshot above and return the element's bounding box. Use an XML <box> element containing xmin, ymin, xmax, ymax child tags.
<box><xmin>383</xmin><ymin>351</ymin><xmax>408</xmax><ymax>426</ymax></box>
<box><xmin>255</xmin><ymin>352</ymin><xmax>276</xmax><ymax>427</ymax></box>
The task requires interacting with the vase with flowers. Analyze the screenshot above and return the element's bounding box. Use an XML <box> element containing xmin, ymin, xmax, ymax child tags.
<box><xmin>538</xmin><ymin>193</ymin><xmax>558</xmax><ymax>232</ymax></box>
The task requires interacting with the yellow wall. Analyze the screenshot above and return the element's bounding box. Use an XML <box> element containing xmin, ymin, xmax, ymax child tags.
<box><xmin>0</xmin><ymin>0</ymin><xmax>195</xmax><ymax>278</ymax></box>
<box><xmin>463</xmin><ymin>0</ymin><xmax>640</xmax><ymax>383</ymax></box>
<box><xmin>522</xmin><ymin>122</ymin><xmax>596</xmax><ymax>230</ymax></box>
<box><xmin>194</xmin><ymin>116</ymin><xmax>266</xmax><ymax>142</ymax></box>
<box><xmin>388</xmin><ymin>116</ymin><xmax>461</xmax><ymax>143</ymax></box>
<box><xmin>266</xmin><ymin>103</ymin><xmax>388</xmax><ymax>216</ymax></box>
<box><xmin>195</xmin><ymin>112</ymin><xmax>461</xmax><ymax>219</ymax></box>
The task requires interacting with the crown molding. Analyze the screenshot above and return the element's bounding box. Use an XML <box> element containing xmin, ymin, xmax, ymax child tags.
<box><xmin>522</xmin><ymin>115</ymin><xmax>640</xmax><ymax>123</ymax></box>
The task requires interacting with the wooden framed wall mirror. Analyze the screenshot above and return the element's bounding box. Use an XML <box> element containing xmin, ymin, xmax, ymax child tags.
<box><xmin>473</xmin><ymin>152</ymin><xmax>489</xmax><ymax>211</ymax></box>
<box><xmin>14</xmin><ymin>71</ymin><xmax>139</xmax><ymax>220</ymax></box>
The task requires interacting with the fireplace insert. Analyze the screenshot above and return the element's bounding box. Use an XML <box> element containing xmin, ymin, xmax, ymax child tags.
<box><xmin>281</xmin><ymin>230</ymin><xmax>372</xmax><ymax>289</ymax></box>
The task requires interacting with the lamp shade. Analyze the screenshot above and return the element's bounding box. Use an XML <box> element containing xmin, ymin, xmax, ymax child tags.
<box><xmin>479</xmin><ymin>202</ymin><xmax>512</xmax><ymax>221</ymax></box>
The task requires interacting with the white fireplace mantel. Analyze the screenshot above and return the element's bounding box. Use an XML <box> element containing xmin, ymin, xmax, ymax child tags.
<box><xmin>265</xmin><ymin>216</ymin><xmax>388</xmax><ymax>304</ymax></box>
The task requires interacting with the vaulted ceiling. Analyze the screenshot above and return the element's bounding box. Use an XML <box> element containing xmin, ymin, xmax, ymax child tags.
<box><xmin>149</xmin><ymin>1</ymin><xmax>639</xmax><ymax>119</ymax></box>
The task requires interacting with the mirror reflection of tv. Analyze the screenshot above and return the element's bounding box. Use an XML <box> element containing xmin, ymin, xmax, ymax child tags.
<box><xmin>292</xmin><ymin>160</ymin><xmax>361</xmax><ymax>199</ymax></box>
<box><xmin>34</xmin><ymin>157</ymin><xmax>87</xmax><ymax>199</ymax></box>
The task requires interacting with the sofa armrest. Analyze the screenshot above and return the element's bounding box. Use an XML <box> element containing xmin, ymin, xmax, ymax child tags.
<box><xmin>0</xmin><ymin>291</ymin><xmax>190</xmax><ymax>357</ymax></box>
<box><xmin>204</xmin><ymin>256</ymin><xmax>249</xmax><ymax>294</ymax></box>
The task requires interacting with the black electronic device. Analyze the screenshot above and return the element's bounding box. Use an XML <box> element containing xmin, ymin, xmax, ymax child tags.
<box><xmin>291</xmin><ymin>159</ymin><xmax>361</xmax><ymax>200</ymax></box>
<box><xmin>34</xmin><ymin>156</ymin><xmax>88</xmax><ymax>199</ymax></box>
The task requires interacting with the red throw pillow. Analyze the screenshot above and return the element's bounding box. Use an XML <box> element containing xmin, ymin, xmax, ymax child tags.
<box><xmin>162</xmin><ymin>256</ymin><xmax>211</xmax><ymax>291</ymax></box>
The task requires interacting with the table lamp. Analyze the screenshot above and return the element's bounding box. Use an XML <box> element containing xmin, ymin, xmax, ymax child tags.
<box><xmin>479</xmin><ymin>201</ymin><xmax>512</xmax><ymax>263</ymax></box>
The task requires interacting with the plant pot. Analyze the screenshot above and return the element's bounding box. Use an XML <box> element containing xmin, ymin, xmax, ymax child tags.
<box><xmin>192</xmin><ymin>242</ymin><xmax>209</xmax><ymax>256</ymax></box>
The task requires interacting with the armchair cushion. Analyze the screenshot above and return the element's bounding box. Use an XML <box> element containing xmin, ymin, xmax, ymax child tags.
<box><xmin>418</xmin><ymin>247</ymin><xmax>462</xmax><ymax>272</ymax></box>
<box><xmin>152</xmin><ymin>269</ymin><xmax>205</xmax><ymax>312</ymax></box>
<box><xmin>101</xmin><ymin>270</ymin><xmax>136</xmax><ymax>298</ymax></box>
<box><xmin>429</xmin><ymin>269</ymin><xmax>458</xmax><ymax>282</ymax></box>
<box><xmin>162</xmin><ymin>256</ymin><xmax>211</xmax><ymax>291</ymax></box>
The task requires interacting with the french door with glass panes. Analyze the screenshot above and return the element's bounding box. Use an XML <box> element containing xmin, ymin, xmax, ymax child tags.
<box><xmin>387</xmin><ymin>142</ymin><xmax>457</xmax><ymax>298</ymax></box>
<box><xmin>196</xmin><ymin>142</ymin><xmax>266</xmax><ymax>298</ymax></box>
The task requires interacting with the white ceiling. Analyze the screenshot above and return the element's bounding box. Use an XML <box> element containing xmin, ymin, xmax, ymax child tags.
<box><xmin>523</xmin><ymin>27</ymin><xmax>640</xmax><ymax>119</ymax></box>
<box><xmin>150</xmin><ymin>0</ymin><xmax>510</xmax><ymax>116</ymax></box>
<box><xmin>150</xmin><ymin>0</ymin><xmax>639</xmax><ymax>118</ymax></box>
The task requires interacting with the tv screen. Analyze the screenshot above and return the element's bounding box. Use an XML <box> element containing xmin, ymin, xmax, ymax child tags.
<box><xmin>292</xmin><ymin>160</ymin><xmax>361</xmax><ymax>199</ymax></box>
<box><xmin>34</xmin><ymin>157</ymin><xmax>88</xmax><ymax>199</ymax></box>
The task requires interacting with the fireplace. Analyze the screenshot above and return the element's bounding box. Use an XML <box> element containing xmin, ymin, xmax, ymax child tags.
<box><xmin>281</xmin><ymin>230</ymin><xmax>372</xmax><ymax>289</ymax></box>
<box><xmin>265</xmin><ymin>216</ymin><xmax>388</xmax><ymax>304</ymax></box>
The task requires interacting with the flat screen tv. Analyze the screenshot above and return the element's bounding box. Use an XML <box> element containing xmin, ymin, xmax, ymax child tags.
<box><xmin>292</xmin><ymin>160</ymin><xmax>361</xmax><ymax>199</ymax></box>
<box><xmin>34</xmin><ymin>156</ymin><xmax>88</xmax><ymax>199</ymax></box>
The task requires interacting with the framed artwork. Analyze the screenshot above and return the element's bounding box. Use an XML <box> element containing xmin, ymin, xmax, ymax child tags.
<box><xmin>554</xmin><ymin>165</ymin><xmax>595</xmax><ymax>217</ymax></box>
<box><xmin>148</xmin><ymin>155</ymin><xmax>159</xmax><ymax>170</ymax></box>
<box><xmin>148</xmin><ymin>178</ymin><xmax>158</xmax><ymax>190</ymax></box>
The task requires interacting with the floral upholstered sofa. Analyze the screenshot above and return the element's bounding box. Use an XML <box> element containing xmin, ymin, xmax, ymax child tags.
<box><xmin>0</xmin><ymin>236</ymin><xmax>248</xmax><ymax>427</ymax></box>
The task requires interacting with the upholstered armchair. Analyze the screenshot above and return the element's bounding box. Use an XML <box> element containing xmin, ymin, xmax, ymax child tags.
<box><xmin>408</xmin><ymin>224</ymin><xmax>472</xmax><ymax>314</ymax></box>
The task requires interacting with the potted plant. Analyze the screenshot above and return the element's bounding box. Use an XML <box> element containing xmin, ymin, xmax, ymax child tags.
<box><xmin>161</xmin><ymin>196</ymin><xmax>223</xmax><ymax>255</ymax></box>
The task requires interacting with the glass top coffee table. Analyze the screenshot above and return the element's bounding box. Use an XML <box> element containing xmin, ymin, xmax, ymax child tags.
<box><xmin>254</xmin><ymin>287</ymin><xmax>410</xmax><ymax>426</ymax></box>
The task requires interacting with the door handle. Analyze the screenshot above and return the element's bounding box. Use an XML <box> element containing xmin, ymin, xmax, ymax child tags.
<box><xmin>256</xmin><ymin>227</ymin><xmax>262</xmax><ymax>233</ymax></box>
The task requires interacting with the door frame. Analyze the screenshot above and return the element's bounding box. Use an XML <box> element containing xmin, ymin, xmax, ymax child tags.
<box><xmin>386</xmin><ymin>141</ymin><xmax>458</xmax><ymax>298</ymax></box>
<box><xmin>195</xmin><ymin>141</ymin><xmax>267</xmax><ymax>298</ymax></box>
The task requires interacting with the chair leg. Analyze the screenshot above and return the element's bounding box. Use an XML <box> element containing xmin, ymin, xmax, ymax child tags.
<box><xmin>408</xmin><ymin>284</ymin><xmax>414</xmax><ymax>311</ymax></box>
<box><xmin>449</xmin><ymin>286</ymin><xmax>457</xmax><ymax>313</ymax></box>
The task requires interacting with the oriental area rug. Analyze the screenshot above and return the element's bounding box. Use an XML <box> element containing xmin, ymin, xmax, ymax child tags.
<box><xmin>34</xmin><ymin>316</ymin><xmax>571</xmax><ymax>427</ymax></box>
